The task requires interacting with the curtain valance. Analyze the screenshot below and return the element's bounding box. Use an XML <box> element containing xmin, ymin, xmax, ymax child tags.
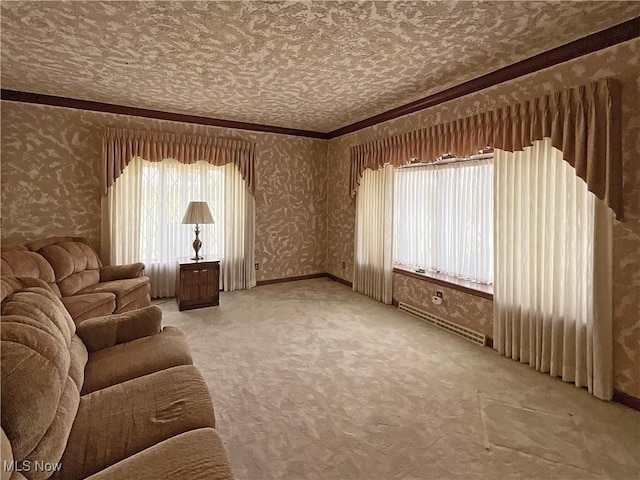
<box><xmin>102</xmin><ymin>128</ymin><xmax>256</xmax><ymax>195</ymax></box>
<box><xmin>350</xmin><ymin>78</ymin><xmax>623</xmax><ymax>219</ymax></box>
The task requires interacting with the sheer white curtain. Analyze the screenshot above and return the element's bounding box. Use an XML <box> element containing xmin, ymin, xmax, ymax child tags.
<box><xmin>494</xmin><ymin>138</ymin><xmax>613</xmax><ymax>399</ymax></box>
<box><xmin>394</xmin><ymin>158</ymin><xmax>493</xmax><ymax>284</ymax></box>
<box><xmin>353</xmin><ymin>164</ymin><xmax>394</xmax><ymax>304</ymax></box>
<box><xmin>107</xmin><ymin>157</ymin><xmax>255</xmax><ymax>297</ymax></box>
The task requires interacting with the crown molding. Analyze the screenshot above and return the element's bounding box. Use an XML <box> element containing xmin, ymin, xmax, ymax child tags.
<box><xmin>0</xmin><ymin>90</ymin><xmax>330</xmax><ymax>140</ymax></box>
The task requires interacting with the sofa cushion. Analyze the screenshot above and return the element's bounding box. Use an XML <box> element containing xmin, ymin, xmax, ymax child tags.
<box><xmin>1</xmin><ymin>244</ymin><xmax>27</xmax><ymax>252</ymax></box>
<box><xmin>69</xmin><ymin>336</ymin><xmax>89</xmax><ymax>391</ymax></box>
<box><xmin>84</xmin><ymin>428</ymin><xmax>234</xmax><ymax>480</ymax></box>
<box><xmin>37</xmin><ymin>242</ymin><xmax>101</xmax><ymax>297</ymax></box>
<box><xmin>82</xmin><ymin>326</ymin><xmax>193</xmax><ymax>394</ymax></box>
<box><xmin>0</xmin><ymin>278</ymin><xmax>87</xmax><ymax>480</ymax></box>
<box><xmin>75</xmin><ymin>306</ymin><xmax>162</xmax><ymax>352</ymax></box>
<box><xmin>0</xmin><ymin>245</ymin><xmax>117</xmax><ymax>322</ymax></box>
<box><xmin>54</xmin><ymin>365</ymin><xmax>216</xmax><ymax>480</ymax></box>
<box><xmin>0</xmin><ymin>250</ymin><xmax>61</xmax><ymax>297</ymax></box>
<box><xmin>117</xmin><ymin>293</ymin><xmax>152</xmax><ymax>314</ymax></box>
<box><xmin>25</xmin><ymin>236</ymin><xmax>94</xmax><ymax>253</ymax></box>
<box><xmin>61</xmin><ymin>293</ymin><xmax>116</xmax><ymax>323</ymax></box>
<box><xmin>100</xmin><ymin>263</ymin><xmax>145</xmax><ymax>282</ymax></box>
<box><xmin>79</xmin><ymin>277</ymin><xmax>150</xmax><ymax>312</ymax></box>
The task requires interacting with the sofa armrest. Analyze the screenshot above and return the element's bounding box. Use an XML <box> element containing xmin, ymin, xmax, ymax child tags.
<box><xmin>76</xmin><ymin>305</ymin><xmax>162</xmax><ymax>351</ymax></box>
<box><xmin>100</xmin><ymin>263</ymin><xmax>145</xmax><ymax>282</ymax></box>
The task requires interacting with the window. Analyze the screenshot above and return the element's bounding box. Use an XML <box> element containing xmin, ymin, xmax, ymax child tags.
<box><xmin>393</xmin><ymin>157</ymin><xmax>493</xmax><ymax>285</ymax></box>
<box><xmin>139</xmin><ymin>159</ymin><xmax>224</xmax><ymax>264</ymax></box>
<box><xmin>109</xmin><ymin>157</ymin><xmax>233</xmax><ymax>297</ymax></box>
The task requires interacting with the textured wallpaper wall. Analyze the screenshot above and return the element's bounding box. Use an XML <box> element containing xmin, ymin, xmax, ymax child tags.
<box><xmin>326</xmin><ymin>39</ymin><xmax>640</xmax><ymax>397</ymax></box>
<box><xmin>0</xmin><ymin>103</ymin><xmax>327</xmax><ymax>282</ymax></box>
<box><xmin>393</xmin><ymin>274</ymin><xmax>493</xmax><ymax>339</ymax></box>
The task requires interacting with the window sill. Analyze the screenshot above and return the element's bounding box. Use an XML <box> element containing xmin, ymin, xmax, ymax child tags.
<box><xmin>393</xmin><ymin>267</ymin><xmax>493</xmax><ymax>300</ymax></box>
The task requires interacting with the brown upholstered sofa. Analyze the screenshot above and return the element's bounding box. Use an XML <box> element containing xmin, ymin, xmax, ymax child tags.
<box><xmin>1</xmin><ymin>237</ymin><xmax>150</xmax><ymax>322</ymax></box>
<box><xmin>0</xmin><ymin>276</ymin><xmax>234</xmax><ymax>480</ymax></box>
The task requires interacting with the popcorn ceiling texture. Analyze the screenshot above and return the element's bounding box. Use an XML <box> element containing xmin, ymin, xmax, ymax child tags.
<box><xmin>2</xmin><ymin>1</ymin><xmax>640</xmax><ymax>132</ymax></box>
<box><xmin>326</xmin><ymin>39</ymin><xmax>640</xmax><ymax>398</ymax></box>
<box><xmin>0</xmin><ymin>103</ymin><xmax>327</xmax><ymax>283</ymax></box>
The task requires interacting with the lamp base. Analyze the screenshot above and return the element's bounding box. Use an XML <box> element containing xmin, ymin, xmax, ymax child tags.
<box><xmin>192</xmin><ymin>224</ymin><xmax>203</xmax><ymax>261</ymax></box>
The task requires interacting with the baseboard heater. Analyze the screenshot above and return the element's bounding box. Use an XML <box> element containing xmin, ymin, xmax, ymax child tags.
<box><xmin>397</xmin><ymin>302</ymin><xmax>486</xmax><ymax>347</ymax></box>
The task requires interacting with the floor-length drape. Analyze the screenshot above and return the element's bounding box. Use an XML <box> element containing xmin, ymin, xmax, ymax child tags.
<box><xmin>105</xmin><ymin>156</ymin><xmax>142</xmax><ymax>268</ymax></box>
<box><xmin>353</xmin><ymin>164</ymin><xmax>393</xmax><ymax>304</ymax></box>
<box><xmin>494</xmin><ymin>138</ymin><xmax>613</xmax><ymax>399</ymax></box>
<box><xmin>105</xmin><ymin>157</ymin><xmax>255</xmax><ymax>297</ymax></box>
<box><xmin>222</xmin><ymin>162</ymin><xmax>256</xmax><ymax>291</ymax></box>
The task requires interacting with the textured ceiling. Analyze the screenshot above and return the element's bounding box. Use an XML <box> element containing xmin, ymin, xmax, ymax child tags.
<box><xmin>2</xmin><ymin>1</ymin><xmax>639</xmax><ymax>132</ymax></box>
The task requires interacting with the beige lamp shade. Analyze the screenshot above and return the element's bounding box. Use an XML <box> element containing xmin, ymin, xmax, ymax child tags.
<box><xmin>181</xmin><ymin>201</ymin><xmax>214</xmax><ymax>225</ymax></box>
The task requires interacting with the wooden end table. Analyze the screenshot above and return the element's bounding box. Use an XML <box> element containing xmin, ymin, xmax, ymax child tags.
<box><xmin>175</xmin><ymin>257</ymin><xmax>220</xmax><ymax>311</ymax></box>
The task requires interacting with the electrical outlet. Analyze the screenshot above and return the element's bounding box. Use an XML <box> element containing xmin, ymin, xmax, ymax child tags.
<box><xmin>436</xmin><ymin>290</ymin><xmax>443</xmax><ymax>298</ymax></box>
<box><xmin>341</xmin><ymin>261</ymin><xmax>346</xmax><ymax>269</ymax></box>
<box><xmin>254</xmin><ymin>263</ymin><xmax>259</xmax><ymax>270</ymax></box>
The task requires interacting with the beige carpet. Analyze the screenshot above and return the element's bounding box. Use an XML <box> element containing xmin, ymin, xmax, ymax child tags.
<box><xmin>159</xmin><ymin>279</ymin><xmax>639</xmax><ymax>480</ymax></box>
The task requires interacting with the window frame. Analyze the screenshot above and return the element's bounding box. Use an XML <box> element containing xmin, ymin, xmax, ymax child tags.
<box><xmin>392</xmin><ymin>154</ymin><xmax>494</xmax><ymax>296</ymax></box>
